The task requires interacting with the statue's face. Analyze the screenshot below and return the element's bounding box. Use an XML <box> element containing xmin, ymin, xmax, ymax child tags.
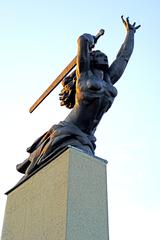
<box><xmin>95</xmin><ymin>53</ymin><xmax>108</xmax><ymax>65</ymax></box>
<box><xmin>91</xmin><ymin>51</ymin><xmax>108</xmax><ymax>70</ymax></box>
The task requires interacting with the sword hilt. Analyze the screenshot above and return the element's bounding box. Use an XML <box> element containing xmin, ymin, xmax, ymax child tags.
<box><xmin>94</xmin><ymin>29</ymin><xmax>105</xmax><ymax>43</ymax></box>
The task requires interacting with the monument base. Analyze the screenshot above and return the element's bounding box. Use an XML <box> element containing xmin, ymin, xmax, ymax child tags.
<box><xmin>1</xmin><ymin>147</ymin><xmax>109</xmax><ymax>240</ymax></box>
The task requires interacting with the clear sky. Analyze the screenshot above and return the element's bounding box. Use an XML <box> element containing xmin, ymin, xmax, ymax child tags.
<box><xmin>0</xmin><ymin>0</ymin><xmax>160</xmax><ymax>239</ymax></box>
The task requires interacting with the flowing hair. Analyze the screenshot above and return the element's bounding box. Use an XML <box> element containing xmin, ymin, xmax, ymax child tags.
<box><xmin>59</xmin><ymin>70</ymin><xmax>76</xmax><ymax>109</ymax></box>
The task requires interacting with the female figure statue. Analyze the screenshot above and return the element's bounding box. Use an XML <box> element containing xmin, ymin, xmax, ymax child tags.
<box><xmin>17</xmin><ymin>16</ymin><xmax>140</xmax><ymax>176</ymax></box>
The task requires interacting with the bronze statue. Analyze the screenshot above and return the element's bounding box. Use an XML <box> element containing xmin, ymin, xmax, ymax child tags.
<box><xmin>17</xmin><ymin>16</ymin><xmax>140</xmax><ymax>176</ymax></box>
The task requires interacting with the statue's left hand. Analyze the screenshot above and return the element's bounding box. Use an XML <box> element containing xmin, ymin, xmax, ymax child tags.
<box><xmin>121</xmin><ymin>15</ymin><xmax>141</xmax><ymax>33</ymax></box>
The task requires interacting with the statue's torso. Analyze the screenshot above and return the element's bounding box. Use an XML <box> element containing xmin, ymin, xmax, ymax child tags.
<box><xmin>65</xmin><ymin>70</ymin><xmax>117</xmax><ymax>134</ymax></box>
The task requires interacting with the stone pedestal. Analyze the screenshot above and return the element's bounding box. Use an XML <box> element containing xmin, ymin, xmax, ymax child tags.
<box><xmin>1</xmin><ymin>147</ymin><xmax>109</xmax><ymax>240</ymax></box>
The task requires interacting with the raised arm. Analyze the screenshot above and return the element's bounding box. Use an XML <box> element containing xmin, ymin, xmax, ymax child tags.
<box><xmin>108</xmin><ymin>16</ymin><xmax>140</xmax><ymax>85</ymax></box>
<box><xmin>76</xmin><ymin>34</ymin><xmax>95</xmax><ymax>77</ymax></box>
<box><xmin>76</xmin><ymin>30</ymin><xmax>105</xmax><ymax>77</ymax></box>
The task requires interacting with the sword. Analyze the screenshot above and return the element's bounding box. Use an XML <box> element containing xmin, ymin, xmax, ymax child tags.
<box><xmin>29</xmin><ymin>29</ymin><xmax>105</xmax><ymax>113</ymax></box>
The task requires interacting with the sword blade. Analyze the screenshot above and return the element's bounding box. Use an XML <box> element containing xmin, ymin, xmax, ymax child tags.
<box><xmin>29</xmin><ymin>56</ymin><xmax>77</xmax><ymax>113</ymax></box>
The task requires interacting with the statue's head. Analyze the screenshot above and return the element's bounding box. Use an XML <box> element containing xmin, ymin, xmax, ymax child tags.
<box><xmin>90</xmin><ymin>50</ymin><xmax>108</xmax><ymax>70</ymax></box>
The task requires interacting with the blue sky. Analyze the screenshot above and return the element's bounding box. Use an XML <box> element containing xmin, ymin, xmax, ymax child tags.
<box><xmin>0</xmin><ymin>1</ymin><xmax>160</xmax><ymax>239</ymax></box>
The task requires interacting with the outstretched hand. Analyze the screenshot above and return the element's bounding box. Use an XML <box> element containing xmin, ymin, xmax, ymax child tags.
<box><xmin>121</xmin><ymin>15</ymin><xmax>141</xmax><ymax>33</ymax></box>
